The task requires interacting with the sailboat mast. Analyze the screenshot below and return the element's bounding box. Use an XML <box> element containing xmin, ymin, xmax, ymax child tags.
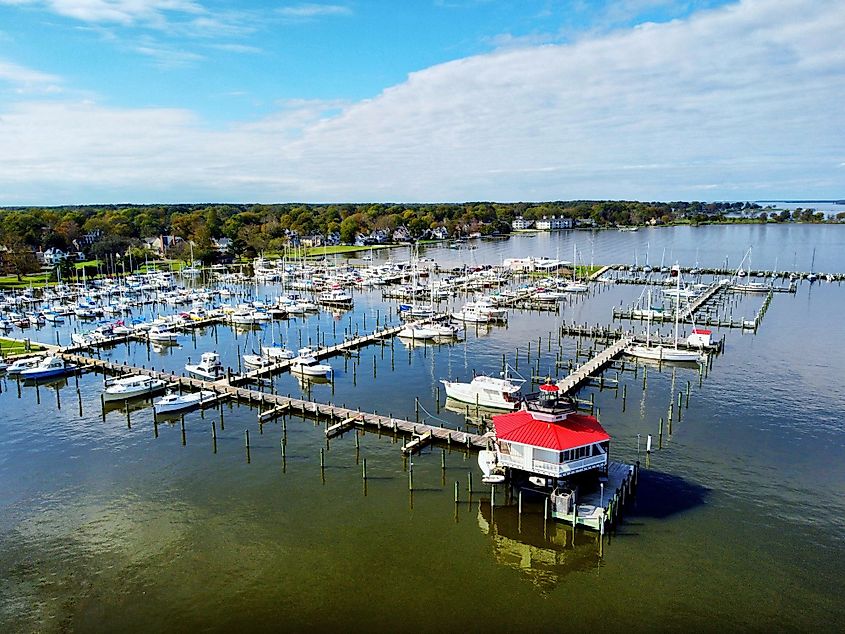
<box><xmin>674</xmin><ymin>270</ymin><xmax>680</xmax><ymax>349</ymax></box>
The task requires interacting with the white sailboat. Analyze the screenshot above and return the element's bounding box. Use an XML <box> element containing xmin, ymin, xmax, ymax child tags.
<box><xmin>626</xmin><ymin>278</ymin><xmax>706</xmax><ymax>363</ymax></box>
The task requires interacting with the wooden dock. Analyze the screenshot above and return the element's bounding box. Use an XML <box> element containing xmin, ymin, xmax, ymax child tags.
<box><xmin>53</xmin><ymin>351</ymin><xmax>489</xmax><ymax>450</ymax></box>
<box><xmin>555</xmin><ymin>337</ymin><xmax>633</xmax><ymax>394</ymax></box>
<box><xmin>236</xmin><ymin>323</ymin><xmax>406</xmax><ymax>383</ymax></box>
<box><xmin>548</xmin><ymin>461</ymin><xmax>637</xmax><ymax>531</ymax></box>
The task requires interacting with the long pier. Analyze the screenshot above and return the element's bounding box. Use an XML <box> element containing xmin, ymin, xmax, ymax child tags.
<box><xmin>237</xmin><ymin>323</ymin><xmax>406</xmax><ymax>383</ymax></box>
<box><xmin>555</xmin><ymin>337</ymin><xmax>633</xmax><ymax>394</ymax></box>
<box><xmin>54</xmin><ymin>350</ymin><xmax>488</xmax><ymax>450</ymax></box>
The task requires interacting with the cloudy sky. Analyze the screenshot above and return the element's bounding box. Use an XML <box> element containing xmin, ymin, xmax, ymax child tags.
<box><xmin>0</xmin><ymin>0</ymin><xmax>842</xmax><ymax>205</ymax></box>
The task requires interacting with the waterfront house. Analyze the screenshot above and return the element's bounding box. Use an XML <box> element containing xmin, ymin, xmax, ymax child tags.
<box><xmin>512</xmin><ymin>216</ymin><xmax>534</xmax><ymax>230</ymax></box>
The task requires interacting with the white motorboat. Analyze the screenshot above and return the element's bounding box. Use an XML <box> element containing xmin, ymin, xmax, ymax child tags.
<box><xmin>103</xmin><ymin>375</ymin><xmax>167</xmax><ymax>401</ymax></box>
<box><xmin>6</xmin><ymin>356</ymin><xmax>44</xmax><ymax>376</ymax></box>
<box><xmin>185</xmin><ymin>352</ymin><xmax>224</xmax><ymax>380</ymax></box>
<box><xmin>290</xmin><ymin>355</ymin><xmax>333</xmax><ymax>378</ymax></box>
<box><xmin>478</xmin><ymin>449</ymin><xmax>506</xmax><ymax>484</ymax></box>
<box><xmin>263</xmin><ymin>346</ymin><xmax>295</xmax><ymax>360</ymax></box>
<box><xmin>19</xmin><ymin>356</ymin><xmax>75</xmax><ymax>380</ymax></box>
<box><xmin>148</xmin><ymin>325</ymin><xmax>179</xmax><ymax>342</ymax></box>
<box><xmin>564</xmin><ymin>282</ymin><xmax>589</xmax><ymax>293</ymax></box>
<box><xmin>243</xmin><ymin>354</ymin><xmax>272</xmax><ymax>369</ymax></box>
<box><xmin>153</xmin><ymin>390</ymin><xmax>216</xmax><ymax>415</ymax></box>
<box><xmin>451</xmin><ymin>307</ymin><xmax>490</xmax><ymax>323</ymax></box>
<box><xmin>534</xmin><ymin>290</ymin><xmax>567</xmax><ymax>302</ymax></box>
<box><xmin>229</xmin><ymin>307</ymin><xmax>256</xmax><ymax>324</ymax></box>
<box><xmin>398</xmin><ymin>325</ymin><xmax>441</xmax><ymax>339</ymax></box>
<box><xmin>316</xmin><ymin>288</ymin><xmax>354</xmax><ymax>306</ymax></box>
<box><xmin>441</xmin><ymin>367</ymin><xmax>524</xmax><ymax>410</ymax></box>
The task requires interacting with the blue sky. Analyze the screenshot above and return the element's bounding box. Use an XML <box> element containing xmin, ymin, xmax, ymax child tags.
<box><xmin>0</xmin><ymin>0</ymin><xmax>842</xmax><ymax>204</ymax></box>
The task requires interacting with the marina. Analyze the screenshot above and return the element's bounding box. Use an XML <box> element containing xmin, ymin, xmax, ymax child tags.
<box><xmin>1</xmin><ymin>225</ymin><xmax>844</xmax><ymax>631</ymax></box>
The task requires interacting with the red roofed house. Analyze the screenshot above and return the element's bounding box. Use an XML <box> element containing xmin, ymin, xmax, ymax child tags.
<box><xmin>490</xmin><ymin>383</ymin><xmax>610</xmax><ymax>489</ymax></box>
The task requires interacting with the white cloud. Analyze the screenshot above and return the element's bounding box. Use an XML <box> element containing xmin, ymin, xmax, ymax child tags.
<box><xmin>0</xmin><ymin>59</ymin><xmax>63</xmax><ymax>93</ymax></box>
<box><xmin>0</xmin><ymin>0</ymin><xmax>843</xmax><ymax>204</ymax></box>
<box><xmin>1</xmin><ymin>0</ymin><xmax>205</xmax><ymax>25</ymax></box>
<box><xmin>276</xmin><ymin>3</ymin><xmax>351</xmax><ymax>19</ymax></box>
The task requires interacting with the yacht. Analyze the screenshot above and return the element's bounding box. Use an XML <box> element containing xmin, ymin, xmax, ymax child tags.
<box><xmin>185</xmin><ymin>352</ymin><xmax>224</xmax><ymax>380</ymax></box>
<box><xmin>103</xmin><ymin>375</ymin><xmax>167</xmax><ymax>402</ymax></box>
<box><xmin>148</xmin><ymin>325</ymin><xmax>179</xmax><ymax>342</ymax></box>
<box><xmin>19</xmin><ymin>356</ymin><xmax>75</xmax><ymax>380</ymax></box>
<box><xmin>441</xmin><ymin>367</ymin><xmax>525</xmax><ymax>410</ymax></box>
<box><xmin>153</xmin><ymin>390</ymin><xmax>216</xmax><ymax>415</ymax></box>
<box><xmin>290</xmin><ymin>355</ymin><xmax>333</xmax><ymax>378</ymax></box>
<box><xmin>316</xmin><ymin>288</ymin><xmax>354</xmax><ymax>307</ymax></box>
<box><xmin>6</xmin><ymin>356</ymin><xmax>44</xmax><ymax>376</ymax></box>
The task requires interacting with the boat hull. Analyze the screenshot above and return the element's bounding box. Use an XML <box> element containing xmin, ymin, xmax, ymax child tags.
<box><xmin>626</xmin><ymin>345</ymin><xmax>703</xmax><ymax>363</ymax></box>
<box><xmin>441</xmin><ymin>381</ymin><xmax>519</xmax><ymax>410</ymax></box>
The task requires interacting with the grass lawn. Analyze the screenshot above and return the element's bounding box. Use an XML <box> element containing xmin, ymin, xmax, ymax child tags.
<box><xmin>0</xmin><ymin>274</ymin><xmax>54</xmax><ymax>289</ymax></box>
<box><xmin>0</xmin><ymin>337</ymin><xmax>44</xmax><ymax>356</ymax></box>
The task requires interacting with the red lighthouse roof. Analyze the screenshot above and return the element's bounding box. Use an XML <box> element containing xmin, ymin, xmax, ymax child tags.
<box><xmin>492</xmin><ymin>409</ymin><xmax>610</xmax><ymax>451</ymax></box>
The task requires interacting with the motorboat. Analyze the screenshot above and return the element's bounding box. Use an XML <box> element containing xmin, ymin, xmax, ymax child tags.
<box><xmin>185</xmin><ymin>352</ymin><xmax>224</xmax><ymax>380</ymax></box>
<box><xmin>19</xmin><ymin>356</ymin><xmax>75</xmax><ymax>380</ymax></box>
<box><xmin>441</xmin><ymin>367</ymin><xmax>525</xmax><ymax>410</ymax></box>
<box><xmin>243</xmin><ymin>354</ymin><xmax>273</xmax><ymax>369</ymax></box>
<box><xmin>451</xmin><ymin>307</ymin><xmax>490</xmax><ymax>323</ymax></box>
<box><xmin>263</xmin><ymin>346</ymin><xmax>296</xmax><ymax>360</ymax></box>
<box><xmin>148</xmin><ymin>325</ymin><xmax>179</xmax><ymax>342</ymax></box>
<box><xmin>398</xmin><ymin>324</ymin><xmax>441</xmax><ymax>339</ymax></box>
<box><xmin>6</xmin><ymin>356</ymin><xmax>44</xmax><ymax>376</ymax></box>
<box><xmin>103</xmin><ymin>375</ymin><xmax>167</xmax><ymax>401</ymax></box>
<box><xmin>153</xmin><ymin>390</ymin><xmax>216</xmax><ymax>415</ymax></box>
<box><xmin>478</xmin><ymin>450</ymin><xmax>506</xmax><ymax>484</ymax></box>
<box><xmin>290</xmin><ymin>355</ymin><xmax>333</xmax><ymax>378</ymax></box>
<box><xmin>564</xmin><ymin>282</ymin><xmax>589</xmax><ymax>293</ymax></box>
<box><xmin>316</xmin><ymin>288</ymin><xmax>354</xmax><ymax>307</ymax></box>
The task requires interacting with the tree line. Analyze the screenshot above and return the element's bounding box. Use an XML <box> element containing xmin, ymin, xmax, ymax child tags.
<box><xmin>0</xmin><ymin>200</ymin><xmax>834</xmax><ymax>274</ymax></box>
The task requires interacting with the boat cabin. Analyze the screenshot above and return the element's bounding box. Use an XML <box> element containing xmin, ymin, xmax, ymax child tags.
<box><xmin>491</xmin><ymin>383</ymin><xmax>610</xmax><ymax>487</ymax></box>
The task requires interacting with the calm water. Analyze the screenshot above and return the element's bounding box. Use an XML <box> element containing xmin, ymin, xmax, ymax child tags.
<box><xmin>1</xmin><ymin>225</ymin><xmax>844</xmax><ymax>632</ymax></box>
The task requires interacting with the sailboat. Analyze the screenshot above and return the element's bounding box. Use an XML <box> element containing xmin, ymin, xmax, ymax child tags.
<box><xmin>626</xmin><ymin>275</ymin><xmax>706</xmax><ymax>363</ymax></box>
<box><xmin>731</xmin><ymin>247</ymin><xmax>769</xmax><ymax>292</ymax></box>
<box><xmin>565</xmin><ymin>243</ymin><xmax>589</xmax><ymax>292</ymax></box>
<box><xmin>807</xmin><ymin>248</ymin><xmax>818</xmax><ymax>282</ymax></box>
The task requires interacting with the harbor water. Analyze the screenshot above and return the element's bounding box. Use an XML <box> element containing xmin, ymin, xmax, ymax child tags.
<box><xmin>1</xmin><ymin>224</ymin><xmax>844</xmax><ymax>631</ymax></box>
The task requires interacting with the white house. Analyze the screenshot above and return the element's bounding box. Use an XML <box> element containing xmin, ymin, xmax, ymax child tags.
<box><xmin>512</xmin><ymin>216</ymin><xmax>534</xmax><ymax>230</ymax></box>
<box><xmin>536</xmin><ymin>215</ymin><xmax>572</xmax><ymax>230</ymax></box>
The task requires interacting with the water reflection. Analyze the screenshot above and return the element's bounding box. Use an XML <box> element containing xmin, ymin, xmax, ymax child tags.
<box><xmin>477</xmin><ymin>504</ymin><xmax>600</xmax><ymax>590</ymax></box>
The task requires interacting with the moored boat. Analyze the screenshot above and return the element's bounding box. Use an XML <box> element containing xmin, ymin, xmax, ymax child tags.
<box><xmin>103</xmin><ymin>375</ymin><xmax>167</xmax><ymax>401</ymax></box>
<box><xmin>19</xmin><ymin>356</ymin><xmax>75</xmax><ymax>380</ymax></box>
<box><xmin>153</xmin><ymin>390</ymin><xmax>216</xmax><ymax>414</ymax></box>
<box><xmin>185</xmin><ymin>352</ymin><xmax>224</xmax><ymax>380</ymax></box>
<box><xmin>290</xmin><ymin>355</ymin><xmax>333</xmax><ymax>378</ymax></box>
<box><xmin>441</xmin><ymin>367</ymin><xmax>524</xmax><ymax>410</ymax></box>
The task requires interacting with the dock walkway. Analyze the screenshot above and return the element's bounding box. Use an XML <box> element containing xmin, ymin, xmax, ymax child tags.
<box><xmin>54</xmin><ymin>351</ymin><xmax>489</xmax><ymax>450</ymax></box>
<box><xmin>556</xmin><ymin>337</ymin><xmax>633</xmax><ymax>394</ymax></box>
